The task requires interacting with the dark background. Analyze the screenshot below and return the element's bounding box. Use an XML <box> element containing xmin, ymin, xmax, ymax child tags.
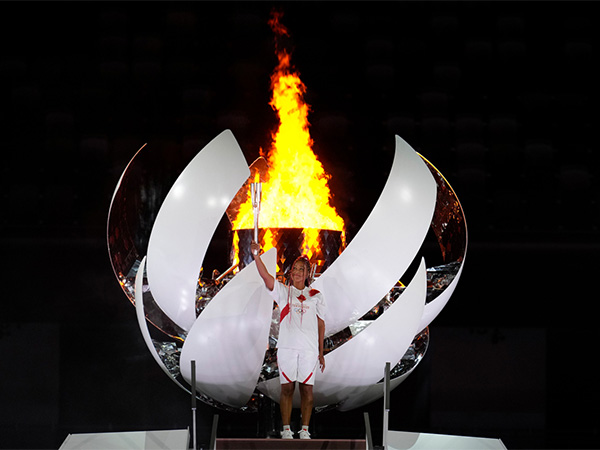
<box><xmin>1</xmin><ymin>1</ymin><xmax>598</xmax><ymax>449</ymax></box>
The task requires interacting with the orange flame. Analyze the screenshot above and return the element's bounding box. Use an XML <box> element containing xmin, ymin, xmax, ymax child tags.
<box><xmin>231</xmin><ymin>11</ymin><xmax>345</xmax><ymax>264</ymax></box>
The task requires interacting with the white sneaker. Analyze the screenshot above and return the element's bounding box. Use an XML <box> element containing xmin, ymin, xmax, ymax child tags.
<box><xmin>281</xmin><ymin>429</ymin><xmax>294</xmax><ymax>439</ymax></box>
<box><xmin>298</xmin><ymin>429</ymin><xmax>311</xmax><ymax>439</ymax></box>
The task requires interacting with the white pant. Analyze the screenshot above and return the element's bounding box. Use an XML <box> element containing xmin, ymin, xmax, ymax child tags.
<box><xmin>277</xmin><ymin>348</ymin><xmax>319</xmax><ymax>385</ymax></box>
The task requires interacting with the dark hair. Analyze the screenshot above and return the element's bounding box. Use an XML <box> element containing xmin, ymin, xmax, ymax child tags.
<box><xmin>290</xmin><ymin>255</ymin><xmax>311</xmax><ymax>287</ymax></box>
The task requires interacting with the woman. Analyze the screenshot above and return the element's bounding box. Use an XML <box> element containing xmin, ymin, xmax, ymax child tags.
<box><xmin>251</xmin><ymin>241</ymin><xmax>326</xmax><ymax>440</ymax></box>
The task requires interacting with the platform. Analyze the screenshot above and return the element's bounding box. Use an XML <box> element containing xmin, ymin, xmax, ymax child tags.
<box><xmin>387</xmin><ymin>430</ymin><xmax>507</xmax><ymax>450</ymax></box>
<box><xmin>59</xmin><ymin>429</ymin><xmax>189</xmax><ymax>450</ymax></box>
<box><xmin>216</xmin><ymin>438</ymin><xmax>366</xmax><ymax>449</ymax></box>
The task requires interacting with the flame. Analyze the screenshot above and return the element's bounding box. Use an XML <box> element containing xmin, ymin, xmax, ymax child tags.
<box><xmin>232</xmin><ymin>11</ymin><xmax>345</xmax><ymax>265</ymax></box>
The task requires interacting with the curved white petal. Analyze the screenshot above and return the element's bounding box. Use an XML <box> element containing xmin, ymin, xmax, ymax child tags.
<box><xmin>180</xmin><ymin>248</ymin><xmax>277</xmax><ymax>408</ymax></box>
<box><xmin>147</xmin><ymin>130</ymin><xmax>250</xmax><ymax>331</ymax></box>
<box><xmin>314</xmin><ymin>136</ymin><xmax>437</xmax><ymax>336</ymax></box>
<box><xmin>134</xmin><ymin>257</ymin><xmax>191</xmax><ymax>394</ymax></box>
<box><xmin>419</xmin><ymin>255</ymin><xmax>466</xmax><ymax>331</ymax></box>
<box><xmin>258</xmin><ymin>258</ymin><xmax>427</xmax><ymax>408</ymax></box>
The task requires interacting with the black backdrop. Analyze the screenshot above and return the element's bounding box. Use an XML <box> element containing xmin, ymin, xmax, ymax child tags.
<box><xmin>1</xmin><ymin>1</ymin><xmax>598</xmax><ymax>449</ymax></box>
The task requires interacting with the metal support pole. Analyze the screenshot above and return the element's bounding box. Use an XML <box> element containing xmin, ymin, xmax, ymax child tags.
<box><xmin>364</xmin><ymin>412</ymin><xmax>374</xmax><ymax>450</ymax></box>
<box><xmin>210</xmin><ymin>414</ymin><xmax>219</xmax><ymax>450</ymax></box>
<box><xmin>383</xmin><ymin>361</ymin><xmax>390</xmax><ymax>450</ymax></box>
<box><xmin>191</xmin><ymin>360</ymin><xmax>197</xmax><ymax>450</ymax></box>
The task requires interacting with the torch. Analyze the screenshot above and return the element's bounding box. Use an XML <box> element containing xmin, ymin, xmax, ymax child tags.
<box><xmin>250</xmin><ymin>182</ymin><xmax>262</xmax><ymax>253</ymax></box>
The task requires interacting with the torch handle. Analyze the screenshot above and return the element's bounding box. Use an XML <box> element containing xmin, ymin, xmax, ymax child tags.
<box><xmin>251</xmin><ymin>182</ymin><xmax>262</xmax><ymax>245</ymax></box>
<box><xmin>253</xmin><ymin>210</ymin><xmax>259</xmax><ymax>243</ymax></box>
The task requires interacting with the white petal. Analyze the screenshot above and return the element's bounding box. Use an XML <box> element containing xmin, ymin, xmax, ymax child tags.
<box><xmin>314</xmin><ymin>136</ymin><xmax>437</xmax><ymax>336</ymax></box>
<box><xmin>147</xmin><ymin>130</ymin><xmax>250</xmax><ymax>331</ymax></box>
<box><xmin>180</xmin><ymin>248</ymin><xmax>277</xmax><ymax>408</ymax></box>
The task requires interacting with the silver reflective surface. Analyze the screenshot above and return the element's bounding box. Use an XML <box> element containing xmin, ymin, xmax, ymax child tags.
<box><xmin>422</xmin><ymin>155</ymin><xmax>467</xmax><ymax>266</ymax></box>
<box><xmin>427</xmin><ymin>261</ymin><xmax>462</xmax><ymax>303</ymax></box>
<box><xmin>152</xmin><ymin>341</ymin><xmax>181</xmax><ymax>378</ymax></box>
<box><xmin>388</xmin><ymin>327</ymin><xmax>429</xmax><ymax>380</ymax></box>
<box><xmin>107</xmin><ymin>143</ymin><xmax>194</xmax><ymax>340</ymax></box>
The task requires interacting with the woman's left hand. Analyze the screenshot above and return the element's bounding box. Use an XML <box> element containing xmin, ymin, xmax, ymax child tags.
<box><xmin>319</xmin><ymin>354</ymin><xmax>325</xmax><ymax>372</ymax></box>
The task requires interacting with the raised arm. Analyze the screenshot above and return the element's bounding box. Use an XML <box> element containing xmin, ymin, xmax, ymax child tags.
<box><xmin>251</xmin><ymin>241</ymin><xmax>275</xmax><ymax>291</ymax></box>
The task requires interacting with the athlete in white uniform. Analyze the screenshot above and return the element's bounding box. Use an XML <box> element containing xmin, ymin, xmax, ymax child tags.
<box><xmin>251</xmin><ymin>241</ymin><xmax>326</xmax><ymax>440</ymax></box>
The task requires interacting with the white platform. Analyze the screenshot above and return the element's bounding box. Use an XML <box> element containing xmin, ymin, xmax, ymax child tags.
<box><xmin>387</xmin><ymin>430</ymin><xmax>507</xmax><ymax>450</ymax></box>
<box><xmin>59</xmin><ymin>429</ymin><xmax>189</xmax><ymax>450</ymax></box>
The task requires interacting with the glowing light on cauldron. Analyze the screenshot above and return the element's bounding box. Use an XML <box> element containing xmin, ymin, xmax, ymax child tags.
<box><xmin>231</xmin><ymin>11</ymin><xmax>345</xmax><ymax>266</ymax></box>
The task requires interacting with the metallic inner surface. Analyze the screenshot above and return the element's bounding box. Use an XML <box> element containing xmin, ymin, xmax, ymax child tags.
<box><xmin>107</xmin><ymin>143</ymin><xmax>192</xmax><ymax>340</ymax></box>
<box><xmin>421</xmin><ymin>155</ymin><xmax>467</xmax><ymax>265</ymax></box>
<box><xmin>107</xmin><ymin>143</ymin><xmax>191</xmax><ymax>303</ymax></box>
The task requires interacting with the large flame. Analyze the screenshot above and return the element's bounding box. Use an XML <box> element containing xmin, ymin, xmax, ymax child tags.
<box><xmin>231</xmin><ymin>11</ymin><xmax>345</xmax><ymax>265</ymax></box>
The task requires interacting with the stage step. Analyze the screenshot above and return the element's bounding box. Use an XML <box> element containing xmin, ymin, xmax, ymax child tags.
<box><xmin>216</xmin><ymin>438</ymin><xmax>366</xmax><ymax>449</ymax></box>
